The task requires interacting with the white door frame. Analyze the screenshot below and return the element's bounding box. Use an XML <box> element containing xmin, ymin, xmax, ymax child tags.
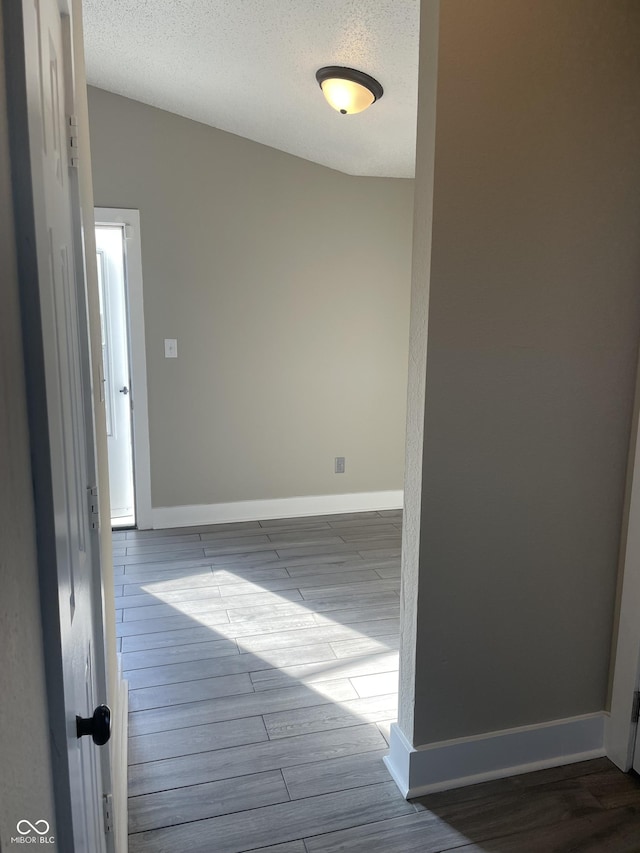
<box><xmin>608</xmin><ymin>363</ymin><xmax>640</xmax><ymax>770</ymax></box>
<box><xmin>95</xmin><ymin>208</ymin><xmax>152</xmax><ymax>529</ymax></box>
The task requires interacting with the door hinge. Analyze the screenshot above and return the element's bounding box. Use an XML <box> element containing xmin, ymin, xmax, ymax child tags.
<box><xmin>102</xmin><ymin>793</ymin><xmax>113</xmax><ymax>835</ymax></box>
<box><xmin>633</xmin><ymin>691</ymin><xmax>640</xmax><ymax>724</ymax></box>
<box><xmin>67</xmin><ymin>114</ymin><xmax>79</xmax><ymax>168</ymax></box>
<box><xmin>88</xmin><ymin>486</ymin><xmax>100</xmax><ymax>530</ymax></box>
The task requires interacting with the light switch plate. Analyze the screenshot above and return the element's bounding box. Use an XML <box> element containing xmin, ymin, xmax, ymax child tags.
<box><xmin>164</xmin><ymin>338</ymin><xmax>178</xmax><ymax>358</ymax></box>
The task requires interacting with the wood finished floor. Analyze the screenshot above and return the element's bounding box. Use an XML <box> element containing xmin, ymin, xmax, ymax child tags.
<box><xmin>114</xmin><ymin>511</ymin><xmax>640</xmax><ymax>853</ymax></box>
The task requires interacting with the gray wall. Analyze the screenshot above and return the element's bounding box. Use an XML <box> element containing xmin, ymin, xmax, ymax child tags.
<box><xmin>0</xmin><ymin>8</ymin><xmax>57</xmax><ymax>843</ymax></box>
<box><xmin>87</xmin><ymin>87</ymin><xmax>414</xmax><ymax>509</ymax></box>
<box><xmin>409</xmin><ymin>0</ymin><xmax>640</xmax><ymax>745</ymax></box>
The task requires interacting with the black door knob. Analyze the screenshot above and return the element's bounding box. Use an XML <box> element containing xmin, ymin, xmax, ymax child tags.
<box><xmin>76</xmin><ymin>704</ymin><xmax>111</xmax><ymax>746</ymax></box>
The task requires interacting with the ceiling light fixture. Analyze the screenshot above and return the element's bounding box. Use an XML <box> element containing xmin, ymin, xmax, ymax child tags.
<box><xmin>315</xmin><ymin>66</ymin><xmax>383</xmax><ymax>115</ymax></box>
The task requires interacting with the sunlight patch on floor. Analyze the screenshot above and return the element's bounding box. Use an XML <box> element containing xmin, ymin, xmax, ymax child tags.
<box><xmin>140</xmin><ymin>569</ymin><xmax>399</xmax><ymax>723</ymax></box>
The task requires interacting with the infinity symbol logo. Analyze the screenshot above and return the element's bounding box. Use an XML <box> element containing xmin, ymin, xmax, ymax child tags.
<box><xmin>16</xmin><ymin>820</ymin><xmax>50</xmax><ymax>836</ymax></box>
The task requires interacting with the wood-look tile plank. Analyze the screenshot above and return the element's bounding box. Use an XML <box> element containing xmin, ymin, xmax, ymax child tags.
<box><xmin>508</xmin><ymin>757</ymin><xmax>613</xmax><ymax>789</ymax></box>
<box><xmin>122</xmin><ymin>625</ymin><xmax>236</xmax><ymax>652</ymax></box>
<box><xmin>120</xmin><ymin>566</ymin><xmax>218</xmax><ymax>598</ymax></box>
<box><xmin>580</xmin><ymin>766</ymin><xmax>640</xmax><ymax>809</ymax></box>
<box><xmin>298</xmin><ymin>580</ymin><xmax>399</xmax><ymax>600</ymax></box>
<box><xmin>328</xmin><ymin>517</ymin><xmax>401</xmax><ymax>529</ymax></box>
<box><xmin>337</xmin><ymin>526</ymin><xmax>400</xmax><ymax>541</ymax></box>
<box><xmin>128</xmin><ymin>679</ymin><xmax>358</xmax><ymax>737</ymax></box>
<box><xmin>282</xmin><ymin>750</ymin><xmax>391</xmax><ymax>800</ymax></box>
<box><xmin>263</xmin><ymin>693</ymin><xmax>397</xmax><ymax>740</ymax></box>
<box><xmin>199</xmin><ymin>540</ymin><xmax>283</xmax><ymax>558</ymax></box>
<box><xmin>120</xmin><ymin>598</ymin><xmax>228</xmax><ymax>622</ymax></box>
<box><xmin>257</xmin><ymin>512</ymin><xmax>380</xmax><ymax>527</ymax></box>
<box><xmin>121</xmin><ymin>565</ymin><xmax>290</xmax><ymax>597</ymax></box>
<box><xmin>227</xmin><ymin>594</ymin><xmax>398</xmax><ymax>625</ymax></box>
<box><xmin>416</xmin><ymin>758</ymin><xmax>613</xmax><ymax>813</ymax></box>
<box><xmin>272</xmin><ymin>544</ymin><xmax>365</xmax><ymax>561</ymax></box>
<box><xmin>125</xmin><ymin>643</ymin><xmax>338</xmax><ymax>689</ymax></box>
<box><xmin>119</xmin><ymin>566</ymin><xmax>214</xmax><ymax>586</ymax></box>
<box><xmin>128</xmin><ymin>724</ymin><xmax>388</xmax><ymax>797</ymax></box>
<box><xmin>250</xmin><ymin>521</ymin><xmax>333</xmax><ymax>535</ymax></box>
<box><xmin>249</xmin><ymin>651</ymin><xmax>399</xmax><ymax>692</ymax></box>
<box><xmin>331</xmin><ymin>636</ymin><xmax>399</xmax><ymax>657</ymax></box>
<box><xmin>128</xmin><ymin>782</ymin><xmax>413</xmax><ymax>853</ymax></box>
<box><xmin>288</xmin><ymin>590</ymin><xmax>399</xmax><ymax>613</ymax></box>
<box><xmin>350</xmin><ymin>671</ymin><xmax>399</xmax><ymax>699</ymax></box>
<box><xmin>116</xmin><ymin>585</ymin><xmax>222</xmax><ymax>610</ymax></box>
<box><xmin>196</xmin><ymin>535</ymin><xmax>275</xmax><ymax>555</ymax></box>
<box><xmin>128</xmin><ymin>672</ymin><xmax>254</xmax><ymax>712</ymax></box>
<box><xmin>214</xmin><ymin>569</ymin><xmax>383</xmax><ymax>599</ymax></box>
<box><xmin>196</xmin><ymin>527</ymin><xmax>281</xmax><ymax>543</ymax></box>
<box><xmin>120</xmin><ymin>608</ymin><xmax>337</xmax><ymax>651</ymax></box>
<box><xmin>356</xmin><ymin>547</ymin><xmax>401</xmax><ymax>559</ymax></box>
<box><xmin>447</xmin><ymin>807</ymin><xmax>640</xmax><ymax>853</ymax></box>
<box><xmin>129</xmin><ymin>715</ymin><xmax>268</xmax><ymax>764</ymax></box>
<box><xmin>121</xmin><ymin>638</ymin><xmax>239</xmax><ymax>671</ymax></box>
<box><xmin>117</xmin><ymin>593</ymin><xmax>306</xmax><ymax>636</ymax></box>
<box><xmin>374</xmin><ymin>565</ymin><xmax>401</xmax><ymax>578</ymax></box>
<box><xmin>304</xmin><ymin>781</ymin><xmax>602</xmax><ymax>853</ymax></box>
<box><xmin>116</xmin><ymin>609</ymin><xmax>231</xmax><ymax>636</ymax></box>
<box><xmin>344</xmin><ymin>539</ymin><xmax>402</xmax><ymax>552</ymax></box>
<box><xmin>125</xmin><ymin>538</ymin><xmax>210</xmax><ymax>556</ymax></box>
<box><xmin>125</xmin><ymin>522</ymin><xmax>262</xmax><ymax>539</ymax></box>
<box><xmin>121</xmin><ymin>558</ymin><xmax>215</xmax><ymax>578</ymax></box>
<box><xmin>283</xmin><ymin>559</ymin><xmax>375</xmax><ymax>578</ymax></box>
<box><xmin>128</xmin><ymin>769</ymin><xmax>290</xmax><ymax>834</ymax></box>
<box><xmin>225</xmin><ymin>601</ymin><xmax>338</xmax><ymax>624</ymax></box>
<box><xmin>312</xmin><ymin>604</ymin><xmax>399</xmax><ymax>627</ymax></box>
<box><xmin>244</xmin><ymin>844</ymin><xmax>307</xmax><ymax>853</ymax></box>
<box><xmin>265</xmin><ymin>531</ymin><xmax>349</xmax><ymax>546</ymax></box>
<box><xmin>120</xmin><ymin>549</ymin><xmax>207</xmax><ymax>566</ymax></box>
<box><xmin>208</xmin><ymin>550</ymin><xmax>281</xmax><ymax>566</ymax></box>
<box><xmin>123</xmin><ymin>533</ymin><xmax>203</xmax><ymax>547</ymax></box>
<box><xmin>235</xmin><ymin>618</ymin><xmax>400</xmax><ymax>655</ymax></box>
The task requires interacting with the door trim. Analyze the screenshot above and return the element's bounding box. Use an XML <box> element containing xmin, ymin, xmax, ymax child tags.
<box><xmin>607</xmin><ymin>356</ymin><xmax>640</xmax><ymax>770</ymax></box>
<box><xmin>95</xmin><ymin>208</ymin><xmax>152</xmax><ymax>529</ymax></box>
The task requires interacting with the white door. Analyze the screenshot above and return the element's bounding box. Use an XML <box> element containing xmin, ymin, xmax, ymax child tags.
<box><xmin>6</xmin><ymin>1</ymin><xmax>108</xmax><ymax>850</ymax></box>
<box><xmin>96</xmin><ymin>225</ymin><xmax>136</xmax><ymax>527</ymax></box>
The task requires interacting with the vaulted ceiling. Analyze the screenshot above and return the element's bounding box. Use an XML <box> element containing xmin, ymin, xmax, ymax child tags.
<box><xmin>82</xmin><ymin>0</ymin><xmax>420</xmax><ymax>178</ymax></box>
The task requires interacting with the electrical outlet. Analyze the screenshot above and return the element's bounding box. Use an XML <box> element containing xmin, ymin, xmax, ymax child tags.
<box><xmin>335</xmin><ymin>456</ymin><xmax>345</xmax><ymax>474</ymax></box>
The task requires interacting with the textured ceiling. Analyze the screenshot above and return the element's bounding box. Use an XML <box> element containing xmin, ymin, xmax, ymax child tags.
<box><xmin>82</xmin><ymin>1</ymin><xmax>420</xmax><ymax>178</ymax></box>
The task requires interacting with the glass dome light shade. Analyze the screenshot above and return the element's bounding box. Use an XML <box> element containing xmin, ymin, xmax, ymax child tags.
<box><xmin>315</xmin><ymin>66</ymin><xmax>383</xmax><ymax>115</ymax></box>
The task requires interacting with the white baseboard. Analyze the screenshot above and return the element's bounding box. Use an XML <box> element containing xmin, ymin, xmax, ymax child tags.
<box><xmin>384</xmin><ymin>712</ymin><xmax>606</xmax><ymax>799</ymax></box>
<box><xmin>151</xmin><ymin>490</ymin><xmax>404</xmax><ymax>529</ymax></box>
<box><xmin>111</xmin><ymin>668</ymin><xmax>128</xmax><ymax>853</ymax></box>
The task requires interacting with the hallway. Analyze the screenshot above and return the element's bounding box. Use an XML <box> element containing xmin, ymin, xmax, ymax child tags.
<box><xmin>115</xmin><ymin>510</ymin><xmax>405</xmax><ymax>852</ymax></box>
<box><xmin>114</xmin><ymin>512</ymin><xmax>640</xmax><ymax>853</ymax></box>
